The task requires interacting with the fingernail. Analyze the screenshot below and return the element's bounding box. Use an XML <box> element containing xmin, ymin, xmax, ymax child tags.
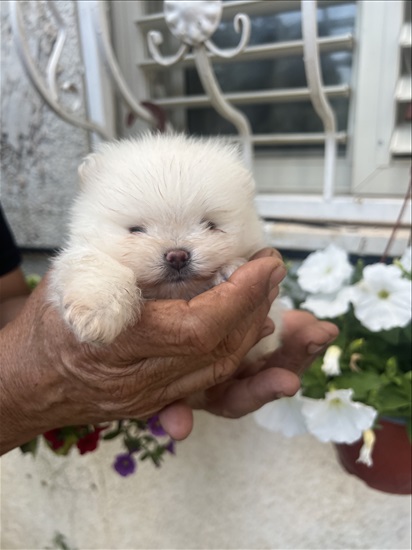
<box><xmin>307</xmin><ymin>339</ymin><xmax>335</xmax><ymax>355</ymax></box>
<box><xmin>270</xmin><ymin>264</ymin><xmax>287</xmax><ymax>289</ymax></box>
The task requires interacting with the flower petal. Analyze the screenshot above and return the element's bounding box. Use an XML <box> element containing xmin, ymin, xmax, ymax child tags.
<box><xmin>297</xmin><ymin>244</ymin><xmax>353</xmax><ymax>294</ymax></box>
<box><xmin>321</xmin><ymin>345</ymin><xmax>342</xmax><ymax>376</ymax></box>
<box><xmin>254</xmin><ymin>393</ymin><xmax>308</xmax><ymax>438</ymax></box>
<box><xmin>301</xmin><ymin>390</ymin><xmax>377</xmax><ymax>443</ymax></box>
<box><xmin>356</xmin><ymin>429</ymin><xmax>376</xmax><ymax>467</ymax></box>
<box><xmin>351</xmin><ymin>265</ymin><xmax>411</xmax><ymax>331</ymax></box>
<box><xmin>301</xmin><ymin>287</ymin><xmax>352</xmax><ymax>319</ymax></box>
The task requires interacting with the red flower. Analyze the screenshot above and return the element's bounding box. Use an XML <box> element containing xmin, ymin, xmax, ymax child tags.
<box><xmin>76</xmin><ymin>426</ymin><xmax>105</xmax><ymax>455</ymax></box>
<box><xmin>43</xmin><ymin>429</ymin><xmax>65</xmax><ymax>450</ymax></box>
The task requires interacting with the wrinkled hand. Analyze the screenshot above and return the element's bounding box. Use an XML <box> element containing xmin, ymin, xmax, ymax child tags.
<box><xmin>0</xmin><ymin>253</ymin><xmax>286</xmax><ymax>453</ymax></box>
<box><xmin>159</xmin><ymin>251</ymin><xmax>339</xmax><ymax>440</ymax></box>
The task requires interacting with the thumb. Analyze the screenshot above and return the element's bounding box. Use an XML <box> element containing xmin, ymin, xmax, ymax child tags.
<box><xmin>118</xmin><ymin>256</ymin><xmax>286</xmax><ymax>358</ymax></box>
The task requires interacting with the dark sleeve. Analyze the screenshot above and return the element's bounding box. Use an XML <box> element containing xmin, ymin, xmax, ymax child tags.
<box><xmin>0</xmin><ymin>204</ymin><xmax>22</xmax><ymax>276</ymax></box>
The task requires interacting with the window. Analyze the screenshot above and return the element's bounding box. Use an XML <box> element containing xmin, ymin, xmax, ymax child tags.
<box><xmin>95</xmin><ymin>0</ymin><xmax>411</xmax><ymax>254</ymax></box>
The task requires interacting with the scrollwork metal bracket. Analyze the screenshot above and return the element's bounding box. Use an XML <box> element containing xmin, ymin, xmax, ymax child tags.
<box><xmin>9</xmin><ymin>0</ymin><xmax>159</xmax><ymax>141</ymax></box>
<box><xmin>9</xmin><ymin>0</ymin><xmax>113</xmax><ymax>140</ymax></box>
<box><xmin>147</xmin><ymin>0</ymin><xmax>253</xmax><ymax>168</ymax></box>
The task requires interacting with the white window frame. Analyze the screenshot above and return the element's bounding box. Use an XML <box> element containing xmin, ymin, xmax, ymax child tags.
<box><xmin>79</xmin><ymin>0</ymin><xmax>411</xmax><ymax>255</ymax></box>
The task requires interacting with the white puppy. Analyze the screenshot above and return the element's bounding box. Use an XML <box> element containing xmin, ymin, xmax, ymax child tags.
<box><xmin>49</xmin><ymin>134</ymin><xmax>281</xmax><ymax>360</ymax></box>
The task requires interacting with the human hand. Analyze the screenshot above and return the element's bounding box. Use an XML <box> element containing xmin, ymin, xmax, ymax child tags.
<box><xmin>188</xmin><ymin>309</ymin><xmax>339</xmax><ymax>412</ymax></box>
<box><xmin>158</xmin><ymin>250</ymin><xmax>339</xmax><ymax>439</ymax></box>
<box><xmin>0</xmin><ymin>253</ymin><xmax>286</xmax><ymax>454</ymax></box>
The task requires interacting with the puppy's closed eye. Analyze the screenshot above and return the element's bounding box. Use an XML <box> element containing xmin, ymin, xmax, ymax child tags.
<box><xmin>129</xmin><ymin>225</ymin><xmax>146</xmax><ymax>234</ymax></box>
<box><xmin>202</xmin><ymin>220</ymin><xmax>217</xmax><ymax>231</ymax></box>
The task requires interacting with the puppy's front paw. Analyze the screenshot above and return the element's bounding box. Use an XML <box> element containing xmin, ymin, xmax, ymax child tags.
<box><xmin>212</xmin><ymin>258</ymin><xmax>247</xmax><ymax>286</ymax></box>
<box><xmin>50</xmin><ymin>250</ymin><xmax>142</xmax><ymax>344</ymax></box>
<box><xmin>62</xmin><ymin>285</ymin><xmax>142</xmax><ymax>344</ymax></box>
<box><xmin>62</xmin><ymin>294</ymin><xmax>139</xmax><ymax>345</ymax></box>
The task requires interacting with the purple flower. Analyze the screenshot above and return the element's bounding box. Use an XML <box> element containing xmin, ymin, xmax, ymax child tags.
<box><xmin>146</xmin><ymin>415</ymin><xmax>167</xmax><ymax>437</ymax></box>
<box><xmin>113</xmin><ymin>453</ymin><xmax>136</xmax><ymax>477</ymax></box>
<box><xmin>165</xmin><ymin>440</ymin><xmax>176</xmax><ymax>455</ymax></box>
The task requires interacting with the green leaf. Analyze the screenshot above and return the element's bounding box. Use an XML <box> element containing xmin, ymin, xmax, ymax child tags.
<box><xmin>124</xmin><ymin>436</ymin><xmax>142</xmax><ymax>453</ymax></box>
<box><xmin>377</xmin><ymin>383</ymin><xmax>412</xmax><ymax>412</ymax></box>
<box><xmin>352</xmin><ymin>259</ymin><xmax>365</xmax><ymax>283</ymax></box>
<box><xmin>385</xmin><ymin>357</ymin><xmax>401</xmax><ymax>381</ymax></box>
<box><xmin>406</xmin><ymin>417</ymin><xmax>412</xmax><ymax>443</ymax></box>
<box><xmin>20</xmin><ymin>437</ymin><xmax>39</xmax><ymax>455</ymax></box>
<box><xmin>348</xmin><ymin>338</ymin><xmax>365</xmax><ymax>353</ymax></box>
<box><xmin>332</xmin><ymin>371</ymin><xmax>382</xmax><ymax>401</ymax></box>
<box><xmin>130</xmin><ymin>419</ymin><xmax>148</xmax><ymax>431</ymax></box>
<box><xmin>102</xmin><ymin>429</ymin><xmax>123</xmax><ymax>441</ymax></box>
<box><xmin>379</xmin><ymin>327</ymin><xmax>402</xmax><ymax>346</ymax></box>
<box><xmin>25</xmin><ymin>274</ymin><xmax>42</xmax><ymax>290</ymax></box>
<box><xmin>55</xmin><ymin>437</ymin><xmax>78</xmax><ymax>456</ymax></box>
<box><xmin>301</xmin><ymin>358</ymin><xmax>328</xmax><ymax>399</ymax></box>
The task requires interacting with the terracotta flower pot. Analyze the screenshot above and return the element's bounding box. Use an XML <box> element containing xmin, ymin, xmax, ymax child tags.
<box><xmin>335</xmin><ymin>418</ymin><xmax>412</xmax><ymax>494</ymax></box>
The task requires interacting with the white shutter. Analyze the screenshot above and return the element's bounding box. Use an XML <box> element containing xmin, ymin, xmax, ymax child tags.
<box><xmin>391</xmin><ymin>19</ymin><xmax>412</xmax><ymax>156</ymax></box>
<box><xmin>108</xmin><ymin>0</ymin><xmax>411</xmax><ymax>254</ymax></box>
<box><xmin>119</xmin><ymin>0</ymin><xmax>353</xmax><ymax>148</ymax></box>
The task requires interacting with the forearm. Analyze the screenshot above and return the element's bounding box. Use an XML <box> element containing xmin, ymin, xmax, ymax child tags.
<box><xmin>0</xmin><ymin>296</ymin><xmax>29</xmax><ymax>329</ymax></box>
<box><xmin>0</xmin><ymin>267</ymin><xmax>31</xmax><ymax>329</ymax></box>
<box><xmin>0</xmin><ymin>306</ymin><xmax>65</xmax><ymax>455</ymax></box>
<box><xmin>0</xmin><ymin>267</ymin><xmax>30</xmax><ymax>301</ymax></box>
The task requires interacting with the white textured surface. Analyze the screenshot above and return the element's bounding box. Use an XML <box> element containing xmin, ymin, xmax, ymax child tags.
<box><xmin>0</xmin><ymin>1</ymin><xmax>89</xmax><ymax>249</ymax></box>
<box><xmin>1</xmin><ymin>412</ymin><xmax>411</xmax><ymax>549</ymax></box>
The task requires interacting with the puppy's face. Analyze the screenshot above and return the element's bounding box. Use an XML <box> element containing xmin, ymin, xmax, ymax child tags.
<box><xmin>71</xmin><ymin>135</ymin><xmax>264</xmax><ymax>299</ymax></box>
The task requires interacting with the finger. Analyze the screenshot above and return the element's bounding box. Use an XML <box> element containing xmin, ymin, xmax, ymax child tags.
<box><xmin>250</xmin><ymin>247</ymin><xmax>283</xmax><ymax>262</ymax></box>
<box><xmin>161</xmin><ymin>287</ymin><xmax>277</xmax><ymax>402</ymax></box>
<box><xmin>190</xmin><ymin>368</ymin><xmax>301</xmax><ymax>417</ymax></box>
<box><xmin>184</xmin><ymin>256</ymin><xmax>286</xmax><ymax>350</ymax></box>
<box><xmin>266</xmin><ymin>312</ymin><xmax>339</xmax><ymax>376</ymax></box>
<box><xmin>115</xmin><ymin>256</ymin><xmax>286</xmax><ymax>358</ymax></box>
<box><xmin>158</xmin><ymin>400</ymin><xmax>194</xmax><ymax>440</ymax></box>
<box><xmin>158</xmin><ymin>299</ymin><xmax>273</xmax><ymax>403</ymax></box>
<box><xmin>259</xmin><ymin>317</ymin><xmax>275</xmax><ymax>340</ymax></box>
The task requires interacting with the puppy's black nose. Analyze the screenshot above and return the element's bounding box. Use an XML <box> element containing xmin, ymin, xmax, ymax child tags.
<box><xmin>165</xmin><ymin>249</ymin><xmax>191</xmax><ymax>271</ymax></box>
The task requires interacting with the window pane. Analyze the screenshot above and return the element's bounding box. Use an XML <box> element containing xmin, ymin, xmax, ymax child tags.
<box><xmin>185</xmin><ymin>2</ymin><xmax>357</xmax><ymax>150</ymax></box>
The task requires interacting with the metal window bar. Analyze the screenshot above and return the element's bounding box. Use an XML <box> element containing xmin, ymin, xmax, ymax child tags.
<box><xmin>8</xmin><ymin>0</ymin><xmax>411</xmax><ymax>241</ymax></box>
<box><xmin>135</xmin><ymin>2</ymin><xmax>354</xmax><ymax>159</ymax></box>
<box><xmin>142</xmin><ymin>0</ymin><xmax>342</xmax><ymax>198</ymax></box>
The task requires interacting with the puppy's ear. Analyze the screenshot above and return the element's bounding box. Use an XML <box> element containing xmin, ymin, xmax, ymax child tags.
<box><xmin>77</xmin><ymin>153</ymin><xmax>100</xmax><ymax>189</ymax></box>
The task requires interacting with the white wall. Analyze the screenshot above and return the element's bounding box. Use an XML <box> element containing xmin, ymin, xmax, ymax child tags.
<box><xmin>1</xmin><ymin>412</ymin><xmax>411</xmax><ymax>549</ymax></box>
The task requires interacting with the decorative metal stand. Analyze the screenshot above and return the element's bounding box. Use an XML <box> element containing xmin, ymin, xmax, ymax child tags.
<box><xmin>9</xmin><ymin>0</ymin><xmax>338</xmax><ymax>181</ymax></box>
<box><xmin>147</xmin><ymin>0</ymin><xmax>253</xmax><ymax>168</ymax></box>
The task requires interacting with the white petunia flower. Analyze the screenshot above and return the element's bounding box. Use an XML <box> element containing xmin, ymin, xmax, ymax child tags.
<box><xmin>301</xmin><ymin>286</ymin><xmax>352</xmax><ymax>319</ymax></box>
<box><xmin>356</xmin><ymin>429</ymin><xmax>376</xmax><ymax>467</ymax></box>
<box><xmin>321</xmin><ymin>345</ymin><xmax>342</xmax><ymax>376</ymax></box>
<box><xmin>350</xmin><ymin>263</ymin><xmax>412</xmax><ymax>331</ymax></box>
<box><xmin>398</xmin><ymin>246</ymin><xmax>411</xmax><ymax>274</ymax></box>
<box><xmin>297</xmin><ymin>244</ymin><xmax>353</xmax><ymax>294</ymax></box>
<box><xmin>300</xmin><ymin>389</ymin><xmax>378</xmax><ymax>444</ymax></box>
<box><xmin>254</xmin><ymin>392</ymin><xmax>308</xmax><ymax>438</ymax></box>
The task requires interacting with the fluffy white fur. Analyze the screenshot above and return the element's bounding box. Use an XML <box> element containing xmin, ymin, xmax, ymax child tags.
<box><xmin>49</xmin><ymin>134</ymin><xmax>281</xmax><ymax>359</ymax></box>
